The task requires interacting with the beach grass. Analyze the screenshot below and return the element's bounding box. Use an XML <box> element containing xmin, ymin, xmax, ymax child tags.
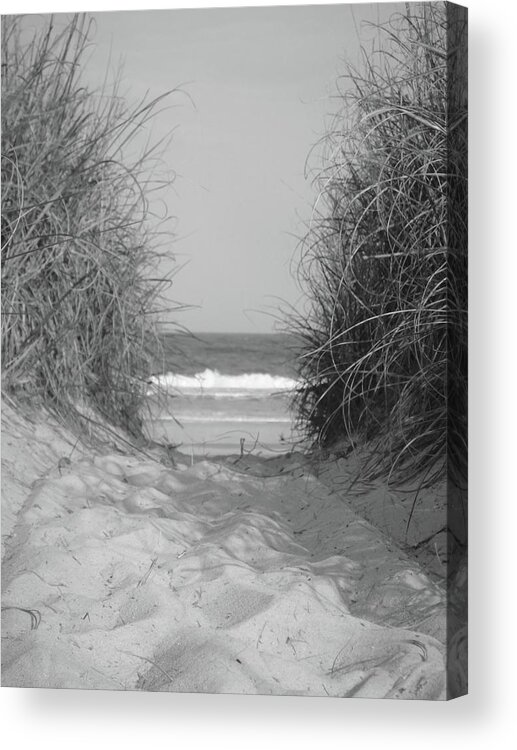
<box><xmin>1</xmin><ymin>14</ymin><xmax>182</xmax><ymax>439</ymax></box>
<box><xmin>287</xmin><ymin>4</ymin><xmax>467</xmax><ymax>489</ymax></box>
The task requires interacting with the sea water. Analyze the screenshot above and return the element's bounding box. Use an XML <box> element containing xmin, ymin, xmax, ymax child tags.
<box><xmin>143</xmin><ymin>332</ymin><xmax>303</xmax><ymax>456</ymax></box>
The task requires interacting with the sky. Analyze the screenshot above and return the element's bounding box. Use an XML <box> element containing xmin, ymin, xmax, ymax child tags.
<box><xmin>54</xmin><ymin>3</ymin><xmax>396</xmax><ymax>332</ymax></box>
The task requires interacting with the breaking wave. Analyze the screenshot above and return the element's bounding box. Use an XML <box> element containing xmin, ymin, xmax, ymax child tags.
<box><xmin>148</xmin><ymin>369</ymin><xmax>298</xmax><ymax>396</ymax></box>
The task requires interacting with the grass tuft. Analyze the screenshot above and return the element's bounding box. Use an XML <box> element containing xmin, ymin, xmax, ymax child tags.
<box><xmin>287</xmin><ymin>4</ymin><xmax>467</xmax><ymax>489</ymax></box>
<box><xmin>2</xmin><ymin>14</ymin><xmax>184</xmax><ymax>439</ymax></box>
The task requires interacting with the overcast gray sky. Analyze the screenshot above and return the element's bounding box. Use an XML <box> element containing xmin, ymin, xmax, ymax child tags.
<box><xmin>80</xmin><ymin>3</ymin><xmax>396</xmax><ymax>332</ymax></box>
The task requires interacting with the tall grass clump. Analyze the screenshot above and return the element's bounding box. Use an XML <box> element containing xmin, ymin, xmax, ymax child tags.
<box><xmin>289</xmin><ymin>4</ymin><xmax>467</xmax><ymax>488</ymax></box>
<box><xmin>2</xmin><ymin>14</ymin><xmax>180</xmax><ymax>438</ymax></box>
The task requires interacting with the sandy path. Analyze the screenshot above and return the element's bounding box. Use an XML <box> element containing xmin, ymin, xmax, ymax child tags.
<box><xmin>1</xmin><ymin>405</ymin><xmax>446</xmax><ymax>698</ymax></box>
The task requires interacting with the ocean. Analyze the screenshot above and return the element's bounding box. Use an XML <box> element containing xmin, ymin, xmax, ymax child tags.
<box><xmin>143</xmin><ymin>332</ymin><xmax>303</xmax><ymax>457</ymax></box>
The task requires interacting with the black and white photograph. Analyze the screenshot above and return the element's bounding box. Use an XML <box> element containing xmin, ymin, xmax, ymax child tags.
<box><xmin>1</xmin><ymin>2</ymin><xmax>467</xmax><ymax>701</ymax></box>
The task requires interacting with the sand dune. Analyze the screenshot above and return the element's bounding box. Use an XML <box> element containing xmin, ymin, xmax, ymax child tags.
<box><xmin>2</xmin><ymin>402</ymin><xmax>447</xmax><ymax>698</ymax></box>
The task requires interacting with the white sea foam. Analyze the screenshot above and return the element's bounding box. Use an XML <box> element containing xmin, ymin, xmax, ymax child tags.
<box><xmin>155</xmin><ymin>415</ymin><xmax>292</xmax><ymax>423</ymax></box>
<box><xmin>148</xmin><ymin>369</ymin><xmax>298</xmax><ymax>395</ymax></box>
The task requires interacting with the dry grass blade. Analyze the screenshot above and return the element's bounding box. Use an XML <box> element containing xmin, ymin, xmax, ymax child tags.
<box><xmin>1</xmin><ymin>605</ymin><xmax>42</xmax><ymax>629</ymax></box>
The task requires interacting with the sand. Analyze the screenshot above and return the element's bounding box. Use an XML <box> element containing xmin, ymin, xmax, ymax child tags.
<box><xmin>2</xmin><ymin>399</ymin><xmax>449</xmax><ymax>699</ymax></box>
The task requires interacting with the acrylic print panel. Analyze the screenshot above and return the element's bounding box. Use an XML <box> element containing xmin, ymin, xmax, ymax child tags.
<box><xmin>1</xmin><ymin>3</ymin><xmax>467</xmax><ymax>699</ymax></box>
